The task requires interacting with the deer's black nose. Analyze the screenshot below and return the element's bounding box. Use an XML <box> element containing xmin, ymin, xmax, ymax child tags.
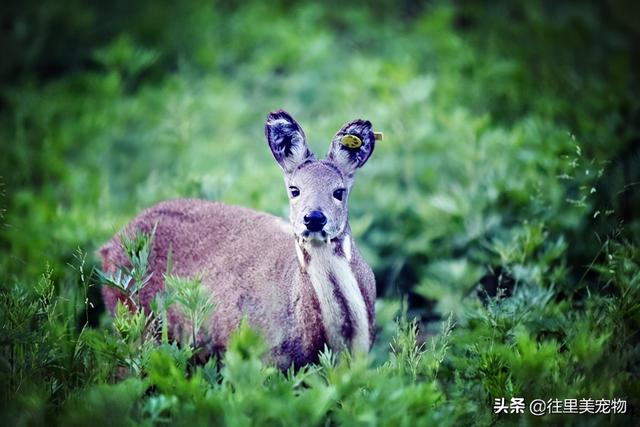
<box><xmin>304</xmin><ymin>211</ymin><xmax>327</xmax><ymax>232</ymax></box>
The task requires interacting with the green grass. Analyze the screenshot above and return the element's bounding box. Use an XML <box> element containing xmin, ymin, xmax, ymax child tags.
<box><xmin>1</xmin><ymin>0</ymin><xmax>639</xmax><ymax>425</ymax></box>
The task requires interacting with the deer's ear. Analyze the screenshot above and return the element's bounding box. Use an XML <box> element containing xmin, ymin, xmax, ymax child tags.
<box><xmin>327</xmin><ymin>119</ymin><xmax>376</xmax><ymax>175</ymax></box>
<box><xmin>265</xmin><ymin>110</ymin><xmax>315</xmax><ymax>173</ymax></box>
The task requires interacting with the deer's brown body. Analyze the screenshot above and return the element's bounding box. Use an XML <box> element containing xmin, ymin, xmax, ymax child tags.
<box><xmin>100</xmin><ymin>111</ymin><xmax>378</xmax><ymax>369</ymax></box>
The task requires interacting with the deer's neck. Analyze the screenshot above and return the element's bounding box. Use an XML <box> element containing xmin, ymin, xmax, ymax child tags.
<box><xmin>295</xmin><ymin>229</ymin><xmax>369</xmax><ymax>353</ymax></box>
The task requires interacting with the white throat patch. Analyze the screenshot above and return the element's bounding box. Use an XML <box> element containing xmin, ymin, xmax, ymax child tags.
<box><xmin>300</xmin><ymin>240</ymin><xmax>369</xmax><ymax>354</ymax></box>
<box><xmin>343</xmin><ymin>236</ymin><xmax>352</xmax><ymax>261</ymax></box>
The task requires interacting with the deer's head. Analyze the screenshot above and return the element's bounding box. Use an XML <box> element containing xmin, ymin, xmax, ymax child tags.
<box><xmin>265</xmin><ymin>110</ymin><xmax>376</xmax><ymax>247</ymax></box>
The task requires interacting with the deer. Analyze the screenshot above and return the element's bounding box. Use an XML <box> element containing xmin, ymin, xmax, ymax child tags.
<box><xmin>99</xmin><ymin>110</ymin><xmax>379</xmax><ymax>369</ymax></box>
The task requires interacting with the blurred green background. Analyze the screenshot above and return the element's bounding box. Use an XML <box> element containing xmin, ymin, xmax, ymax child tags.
<box><xmin>1</xmin><ymin>0</ymin><xmax>639</xmax><ymax>425</ymax></box>
<box><xmin>2</xmin><ymin>0</ymin><xmax>638</xmax><ymax>313</ymax></box>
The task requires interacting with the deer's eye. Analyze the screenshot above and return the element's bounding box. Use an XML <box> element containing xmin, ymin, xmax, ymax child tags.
<box><xmin>289</xmin><ymin>186</ymin><xmax>300</xmax><ymax>198</ymax></box>
<box><xmin>333</xmin><ymin>188</ymin><xmax>346</xmax><ymax>201</ymax></box>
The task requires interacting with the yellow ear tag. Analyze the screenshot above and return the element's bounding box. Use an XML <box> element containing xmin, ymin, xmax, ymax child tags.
<box><xmin>341</xmin><ymin>134</ymin><xmax>362</xmax><ymax>149</ymax></box>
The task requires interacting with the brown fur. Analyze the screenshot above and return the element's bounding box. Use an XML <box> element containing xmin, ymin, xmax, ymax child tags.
<box><xmin>101</xmin><ymin>199</ymin><xmax>375</xmax><ymax>368</ymax></box>
<box><xmin>101</xmin><ymin>110</ymin><xmax>378</xmax><ymax>369</ymax></box>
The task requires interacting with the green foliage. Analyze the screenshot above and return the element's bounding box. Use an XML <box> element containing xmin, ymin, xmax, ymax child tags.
<box><xmin>164</xmin><ymin>274</ymin><xmax>216</xmax><ymax>349</ymax></box>
<box><xmin>97</xmin><ymin>224</ymin><xmax>156</xmax><ymax>310</ymax></box>
<box><xmin>1</xmin><ymin>0</ymin><xmax>639</xmax><ymax>425</ymax></box>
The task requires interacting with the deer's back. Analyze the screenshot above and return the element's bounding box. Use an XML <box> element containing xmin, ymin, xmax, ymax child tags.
<box><xmin>100</xmin><ymin>199</ymin><xmax>326</xmax><ymax>367</ymax></box>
